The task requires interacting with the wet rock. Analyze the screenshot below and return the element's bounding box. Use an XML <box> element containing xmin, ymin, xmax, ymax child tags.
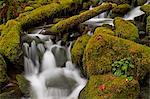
<box><xmin>71</xmin><ymin>34</ymin><xmax>91</xmax><ymax>69</ymax></box>
<box><xmin>0</xmin><ymin>54</ymin><xmax>8</xmax><ymax>88</ymax></box>
<box><xmin>141</xmin><ymin>4</ymin><xmax>150</xmax><ymax>15</ymax></box>
<box><xmin>16</xmin><ymin>74</ymin><xmax>30</xmax><ymax>97</ymax></box>
<box><xmin>109</xmin><ymin>4</ymin><xmax>131</xmax><ymax>18</ymax></box>
<box><xmin>83</xmin><ymin>29</ymin><xmax>150</xmax><ymax>79</ymax></box>
<box><xmin>0</xmin><ymin>88</ymin><xmax>21</xmax><ymax>99</ymax></box>
<box><xmin>113</xmin><ymin>17</ymin><xmax>139</xmax><ymax>41</ymax></box>
<box><xmin>136</xmin><ymin>0</ymin><xmax>147</xmax><ymax>6</ymax></box>
<box><xmin>79</xmin><ymin>74</ymin><xmax>140</xmax><ymax>99</ymax></box>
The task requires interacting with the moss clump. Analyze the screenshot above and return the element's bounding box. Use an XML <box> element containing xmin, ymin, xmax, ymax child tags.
<box><xmin>94</xmin><ymin>27</ymin><xmax>115</xmax><ymax>36</ymax></box>
<box><xmin>83</xmin><ymin>30</ymin><xmax>150</xmax><ymax>79</ymax></box>
<box><xmin>141</xmin><ymin>4</ymin><xmax>150</xmax><ymax>15</ymax></box>
<box><xmin>71</xmin><ymin>34</ymin><xmax>91</xmax><ymax>67</ymax></box>
<box><xmin>79</xmin><ymin>74</ymin><xmax>140</xmax><ymax>99</ymax></box>
<box><xmin>0</xmin><ymin>20</ymin><xmax>21</xmax><ymax>62</ymax></box>
<box><xmin>137</xmin><ymin>0</ymin><xmax>147</xmax><ymax>6</ymax></box>
<box><xmin>105</xmin><ymin>0</ymin><xmax>131</xmax><ymax>4</ymax></box>
<box><xmin>16</xmin><ymin>75</ymin><xmax>30</xmax><ymax>97</ymax></box>
<box><xmin>24</xmin><ymin>6</ymin><xmax>34</xmax><ymax>12</ymax></box>
<box><xmin>114</xmin><ymin>17</ymin><xmax>139</xmax><ymax>41</ymax></box>
<box><xmin>146</xmin><ymin>15</ymin><xmax>150</xmax><ymax>35</ymax></box>
<box><xmin>110</xmin><ymin>4</ymin><xmax>131</xmax><ymax>18</ymax></box>
<box><xmin>0</xmin><ymin>54</ymin><xmax>8</xmax><ymax>86</ymax></box>
<box><xmin>49</xmin><ymin>3</ymin><xmax>112</xmax><ymax>34</ymax></box>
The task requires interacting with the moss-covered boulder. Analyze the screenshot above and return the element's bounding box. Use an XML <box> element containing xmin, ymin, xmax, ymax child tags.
<box><xmin>110</xmin><ymin>4</ymin><xmax>131</xmax><ymax>18</ymax></box>
<box><xmin>0</xmin><ymin>54</ymin><xmax>8</xmax><ymax>86</ymax></box>
<box><xmin>0</xmin><ymin>20</ymin><xmax>22</xmax><ymax>62</ymax></box>
<box><xmin>136</xmin><ymin>0</ymin><xmax>147</xmax><ymax>6</ymax></box>
<box><xmin>0</xmin><ymin>88</ymin><xmax>21</xmax><ymax>99</ymax></box>
<box><xmin>24</xmin><ymin>6</ymin><xmax>34</xmax><ymax>12</ymax></box>
<box><xmin>105</xmin><ymin>0</ymin><xmax>131</xmax><ymax>4</ymax></box>
<box><xmin>16</xmin><ymin>74</ymin><xmax>30</xmax><ymax>97</ymax></box>
<box><xmin>141</xmin><ymin>4</ymin><xmax>150</xmax><ymax>15</ymax></box>
<box><xmin>146</xmin><ymin>15</ymin><xmax>150</xmax><ymax>35</ymax></box>
<box><xmin>83</xmin><ymin>30</ymin><xmax>150</xmax><ymax>79</ymax></box>
<box><xmin>113</xmin><ymin>17</ymin><xmax>139</xmax><ymax>41</ymax></box>
<box><xmin>79</xmin><ymin>74</ymin><xmax>140</xmax><ymax>99</ymax></box>
<box><xmin>71</xmin><ymin>34</ymin><xmax>91</xmax><ymax>67</ymax></box>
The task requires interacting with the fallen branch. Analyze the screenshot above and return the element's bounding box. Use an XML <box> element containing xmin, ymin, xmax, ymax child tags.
<box><xmin>42</xmin><ymin>3</ymin><xmax>112</xmax><ymax>35</ymax></box>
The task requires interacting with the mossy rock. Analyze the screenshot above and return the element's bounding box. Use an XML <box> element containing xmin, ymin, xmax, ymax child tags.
<box><xmin>110</xmin><ymin>4</ymin><xmax>131</xmax><ymax>18</ymax></box>
<box><xmin>105</xmin><ymin>0</ymin><xmax>131</xmax><ymax>4</ymax></box>
<box><xmin>136</xmin><ymin>0</ymin><xmax>147</xmax><ymax>6</ymax></box>
<box><xmin>16</xmin><ymin>74</ymin><xmax>30</xmax><ymax>97</ymax></box>
<box><xmin>0</xmin><ymin>88</ymin><xmax>21</xmax><ymax>99</ymax></box>
<box><xmin>0</xmin><ymin>20</ymin><xmax>22</xmax><ymax>62</ymax></box>
<box><xmin>79</xmin><ymin>74</ymin><xmax>140</xmax><ymax>99</ymax></box>
<box><xmin>146</xmin><ymin>15</ymin><xmax>150</xmax><ymax>35</ymax></box>
<box><xmin>83</xmin><ymin>30</ymin><xmax>150</xmax><ymax>79</ymax></box>
<box><xmin>0</xmin><ymin>54</ymin><xmax>8</xmax><ymax>86</ymax></box>
<box><xmin>114</xmin><ymin>17</ymin><xmax>139</xmax><ymax>41</ymax></box>
<box><xmin>71</xmin><ymin>34</ymin><xmax>91</xmax><ymax>67</ymax></box>
<box><xmin>24</xmin><ymin>6</ymin><xmax>34</xmax><ymax>12</ymax></box>
<box><xmin>141</xmin><ymin>4</ymin><xmax>150</xmax><ymax>15</ymax></box>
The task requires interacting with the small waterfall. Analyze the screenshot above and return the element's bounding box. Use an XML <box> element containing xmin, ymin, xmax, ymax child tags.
<box><xmin>84</xmin><ymin>1</ymin><xmax>150</xmax><ymax>26</ymax></box>
<box><xmin>23</xmin><ymin>31</ymin><xmax>87</xmax><ymax>99</ymax></box>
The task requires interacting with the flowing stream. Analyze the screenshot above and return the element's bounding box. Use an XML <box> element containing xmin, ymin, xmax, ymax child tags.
<box><xmin>23</xmin><ymin>33</ymin><xmax>87</xmax><ymax>99</ymax></box>
<box><xmin>22</xmin><ymin>1</ymin><xmax>150</xmax><ymax>99</ymax></box>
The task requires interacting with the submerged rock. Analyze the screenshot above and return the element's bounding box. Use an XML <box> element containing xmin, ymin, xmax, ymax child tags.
<box><xmin>83</xmin><ymin>29</ymin><xmax>150</xmax><ymax>79</ymax></box>
<box><xmin>0</xmin><ymin>54</ymin><xmax>8</xmax><ymax>87</ymax></box>
<box><xmin>79</xmin><ymin>74</ymin><xmax>140</xmax><ymax>99</ymax></box>
<box><xmin>71</xmin><ymin>34</ymin><xmax>91</xmax><ymax>68</ymax></box>
<box><xmin>113</xmin><ymin>17</ymin><xmax>139</xmax><ymax>41</ymax></box>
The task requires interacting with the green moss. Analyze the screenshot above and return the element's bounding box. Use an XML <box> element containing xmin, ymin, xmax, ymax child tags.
<box><xmin>71</xmin><ymin>34</ymin><xmax>91</xmax><ymax>67</ymax></box>
<box><xmin>49</xmin><ymin>3</ymin><xmax>112</xmax><ymax>34</ymax></box>
<box><xmin>79</xmin><ymin>74</ymin><xmax>140</xmax><ymax>99</ymax></box>
<box><xmin>0</xmin><ymin>20</ymin><xmax>21</xmax><ymax>62</ymax></box>
<box><xmin>111</xmin><ymin>4</ymin><xmax>131</xmax><ymax>14</ymax></box>
<box><xmin>94</xmin><ymin>27</ymin><xmax>115</xmax><ymax>35</ymax></box>
<box><xmin>16</xmin><ymin>74</ymin><xmax>30</xmax><ymax>97</ymax></box>
<box><xmin>0</xmin><ymin>88</ymin><xmax>21</xmax><ymax>99</ymax></box>
<box><xmin>146</xmin><ymin>15</ymin><xmax>150</xmax><ymax>35</ymax></box>
<box><xmin>0</xmin><ymin>54</ymin><xmax>8</xmax><ymax>86</ymax></box>
<box><xmin>114</xmin><ymin>17</ymin><xmax>139</xmax><ymax>41</ymax></box>
<box><xmin>24</xmin><ymin>6</ymin><xmax>34</xmax><ymax>12</ymax></box>
<box><xmin>105</xmin><ymin>0</ymin><xmax>131</xmax><ymax>4</ymax></box>
<box><xmin>141</xmin><ymin>4</ymin><xmax>150</xmax><ymax>15</ymax></box>
<box><xmin>137</xmin><ymin>0</ymin><xmax>147</xmax><ymax>6</ymax></box>
<box><xmin>83</xmin><ymin>30</ymin><xmax>150</xmax><ymax>79</ymax></box>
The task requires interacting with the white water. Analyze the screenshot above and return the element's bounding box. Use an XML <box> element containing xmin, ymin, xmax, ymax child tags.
<box><xmin>23</xmin><ymin>38</ymin><xmax>87</xmax><ymax>99</ymax></box>
<box><xmin>84</xmin><ymin>1</ymin><xmax>150</xmax><ymax>26</ymax></box>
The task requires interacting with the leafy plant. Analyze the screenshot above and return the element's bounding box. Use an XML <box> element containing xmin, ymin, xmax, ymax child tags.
<box><xmin>112</xmin><ymin>57</ymin><xmax>134</xmax><ymax>81</ymax></box>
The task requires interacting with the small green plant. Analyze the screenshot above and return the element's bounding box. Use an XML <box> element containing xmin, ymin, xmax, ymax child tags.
<box><xmin>112</xmin><ymin>57</ymin><xmax>134</xmax><ymax>81</ymax></box>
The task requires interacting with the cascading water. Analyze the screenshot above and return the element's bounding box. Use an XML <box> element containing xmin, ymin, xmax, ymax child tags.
<box><xmin>23</xmin><ymin>31</ymin><xmax>87</xmax><ymax>99</ymax></box>
<box><xmin>84</xmin><ymin>1</ymin><xmax>150</xmax><ymax>26</ymax></box>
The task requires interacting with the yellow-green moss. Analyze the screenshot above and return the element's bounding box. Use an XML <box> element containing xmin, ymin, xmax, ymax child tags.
<box><xmin>146</xmin><ymin>15</ymin><xmax>150</xmax><ymax>35</ymax></box>
<box><xmin>105</xmin><ymin>0</ymin><xmax>131</xmax><ymax>4</ymax></box>
<box><xmin>83</xmin><ymin>30</ymin><xmax>150</xmax><ymax>79</ymax></box>
<box><xmin>71</xmin><ymin>34</ymin><xmax>91</xmax><ymax>67</ymax></box>
<box><xmin>0</xmin><ymin>54</ymin><xmax>8</xmax><ymax>86</ymax></box>
<box><xmin>114</xmin><ymin>17</ymin><xmax>139</xmax><ymax>41</ymax></box>
<box><xmin>112</xmin><ymin>4</ymin><xmax>131</xmax><ymax>14</ymax></box>
<box><xmin>16</xmin><ymin>75</ymin><xmax>30</xmax><ymax>97</ymax></box>
<box><xmin>79</xmin><ymin>74</ymin><xmax>140</xmax><ymax>99</ymax></box>
<box><xmin>0</xmin><ymin>20</ymin><xmax>21</xmax><ymax>62</ymax></box>
<box><xmin>49</xmin><ymin>3</ymin><xmax>112</xmax><ymax>34</ymax></box>
<box><xmin>141</xmin><ymin>4</ymin><xmax>150</xmax><ymax>15</ymax></box>
<box><xmin>24</xmin><ymin>6</ymin><xmax>34</xmax><ymax>12</ymax></box>
<box><xmin>94</xmin><ymin>27</ymin><xmax>115</xmax><ymax>35</ymax></box>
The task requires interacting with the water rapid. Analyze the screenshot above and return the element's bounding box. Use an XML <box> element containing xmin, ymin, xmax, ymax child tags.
<box><xmin>23</xmin><ymin>32</ymin><xmax>87</xmax><ymax>99</ymax></box>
